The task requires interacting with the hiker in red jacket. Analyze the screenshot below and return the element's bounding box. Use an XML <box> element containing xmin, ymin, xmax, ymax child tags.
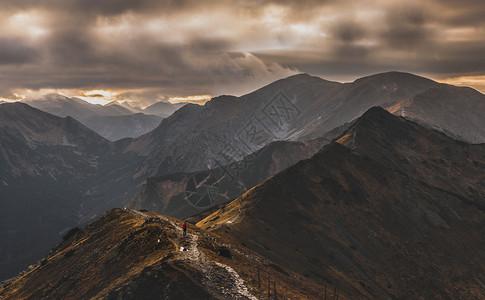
<box><xmin>182</xmin><ymin>222</ymin><xmax>187</xmax><ymax>236</ymax></box>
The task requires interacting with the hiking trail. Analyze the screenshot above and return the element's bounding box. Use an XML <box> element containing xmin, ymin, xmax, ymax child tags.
<box><xmin>129</xmin><ymin>209</ymin><xmax>257</xmax><ymax>300</ymax></box>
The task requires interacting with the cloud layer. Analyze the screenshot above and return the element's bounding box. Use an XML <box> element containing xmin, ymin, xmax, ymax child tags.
<box><xmin>1</xmin><ymin>0</ymin><xmax>484</xmax><ymax>104</ymax></box>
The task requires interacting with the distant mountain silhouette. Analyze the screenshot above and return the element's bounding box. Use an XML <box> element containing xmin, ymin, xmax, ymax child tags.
<box><xmin>143</xmin><ymin>101</ymin><xmax>185</xmax><ymax>118</ymax></box>
<box><xmin>25</xmin><ymin>95</ymin><xmax>176</xmax><ymax>141</ymax></box>
<box><xmin>26</xmin><ymin>94</ymin><xmax>133</xmax><ymax>120</ymax></box>
<box><xmin>83</xmin><ymin>113</ymin><xmax>163</xmax><ymax>141</ymax></box>
<box><xmin>199</xmin><ymin>107</ymin><xmax>485</xmax><ymax>299</ymax></box>
<box><xmin>105</xmin><ymin>100</ymin><xmax>143</xmax><ymax>114</ymax></box>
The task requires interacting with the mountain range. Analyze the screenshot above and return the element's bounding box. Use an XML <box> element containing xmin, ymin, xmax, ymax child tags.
<box><xmin>122</xmin><ymin>71</ymin><xmax>485</xmax><ymax>219</ymax></box>
<box><xmin>25</xmin><ymin>94</ymin><xmax>184</xmax><ymax>141</ymax></box>
<box><xmin>83</xmin><ymin>113</ymin><xmax>163</xmax><ymax>141</ymax></box>
<box><xmin>123</xmin><ymin>72</ymin><xmax>485</xmax><ymax>182</ymax></box>
<box><xmin>198</xmin><ymin>107</ymin><xmax>485</xmax><ymax>298</ymax></box>
<box><xmin>1</xmin><ymin>71</ymin><xmax>485</xmax><ymax>284</ymax></box>
<box><xmin>2</xmin><ymin>107</ymin><xmax>484</xmax><ymax>299</ymax></box>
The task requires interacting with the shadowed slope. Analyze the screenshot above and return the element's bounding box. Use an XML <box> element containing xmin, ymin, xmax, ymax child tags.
<box><xmin>0</xmin><ymin>103</ymin><xmax>144</xmax><ymax>281</ymax></box>
<box><xmin>199</xmin><ymin>107</ymin><xmax>485</xmax><ymax>299</ymax></box>
<box><xmin>126</xmin><ymin>138</ymin><xmax>328</xmax><ymax>218</ymax></box>
<box><xmin>389</xmin><ymin>84</ymin><xmax>485</xmax><ymax>143</ymax></box>
<box><xmin>0</xmin><ymin>209</ymin><xmax>340</xmax><ymax>300</ymax></box>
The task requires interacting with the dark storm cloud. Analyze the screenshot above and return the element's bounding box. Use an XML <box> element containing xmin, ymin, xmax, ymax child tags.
<box><xmin>331</xmin><ymin>20</ymin><xmax>366</xmax><ymax>44</ymax></box>
<box><xmin>421</xmin><ymin>41</ymin><xmax>485</xmax><ymax>75</ymax></box>
<box><xmin>0</xmin><ymin>0</ymin><xmax>301</xmax><ymax>100</ymax></box>
<box><xmin>44</xmin><ymin>29</ymin><xmax>97</xmax><ymax>65</ymax></box>
<box><xmin>431</xmin><ymin>0</ymin><xmax>485</xmax><ymax>26</ymax></box>
<box><xmin>0</xmin><ymin>0</ymin><xmax>485</xmax><ymax>101</ymax></box>
<box><xmin>0</xmin><ymin>37</ymin><xmax>40</xmax><ymax>65</ymax></box>
<box><xmin>0</xmin><ymin>0</ymin><xmax>176</xmax><ymax>15</ymax></box>
<box><xmin>328</xmin><ymin>19</ymin><xmax>372</xmax><ymax>58</ymax></box>
<box><xmin>189</xmin><ymin>38</ymin><xmax>233</xmax><ymax>52</ymax></box>
<box><xmin>381</xmin><ymin>5</ymin><xmax>432</xmax><ymax>49</ymax></box>
<box><xmin>1</xmin><ymin>0</ymin><xmax>294</xmax><ymax>17</ymax></box>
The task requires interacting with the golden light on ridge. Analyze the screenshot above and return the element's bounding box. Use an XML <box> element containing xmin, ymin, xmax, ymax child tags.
<box><xmin>169</xmin><ymin>95</ymin><xmax>212</xmax><ymax>105</ymax></box>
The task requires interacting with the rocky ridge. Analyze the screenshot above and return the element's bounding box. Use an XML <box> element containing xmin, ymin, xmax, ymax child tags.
<box><xmin>198</xmin><ymin>107</ymin><xmax>485</xmax><ymax>299</ymax></box>
<box><xmin>0</xmin><ymin>209</ymin><xmax>335</xmax><ymax>300</ymax></box>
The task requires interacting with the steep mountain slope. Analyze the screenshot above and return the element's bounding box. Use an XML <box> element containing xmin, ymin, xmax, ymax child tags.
<box><xmin>296</xmin><ymin>72</ymin><xmax>438</xmax><ymax>139</ymax></box>
<box><xmin>0</xmin><ymin>209</ymin><xmax>334</xmax><ymax>300</ymax></box>
<box><xmin>124</xmin><ymin>74</ymin><xmax>343</xmax><ymax>177</ymax></box>
<box><xmin>199</xmin><ymin>107</ymin><xmax>485</xmax><ymax>299</ymax></box>
<box><xmin>124</xmin><ymin>72</ymin><xmax>484</xmax><ymax>181</ymax></box>
<box><xmin>126</xmin><ymin>138</ymin><xmax>328</xmax><ymax>218</ymax></box>
<box><xmin>121</xmin><ymin>72</ymin><xmax>485</xmax><ymax>239</ymax></box>
<box><xmin>83</xmin><ymin>113</ymin><xmax>163</xmax><ymax>141</ymax></box>
<box><xmin>389</xmin><ymin>84</ymin><xmax>485</xmax><ymax>143</ymax></box>
<box><xmin>0</xmin><ymin>103</ymin><xmax>144</xmax><ymax>281</ymax></box>
<box><xmin>0</xmin><ymin>102</ymin><xmax>111</xmax><ymax>173</ymax></box>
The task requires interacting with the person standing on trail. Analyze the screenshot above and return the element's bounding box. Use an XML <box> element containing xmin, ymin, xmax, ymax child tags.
<box><xmin>182</xmin><ymin>221</ymin><xmax>187</xmax><ymax>236</ymax></box>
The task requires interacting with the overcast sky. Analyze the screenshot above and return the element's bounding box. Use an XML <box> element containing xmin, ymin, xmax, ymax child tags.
<box><xmin>1</xmin><ymin>0</ymin><xmax>484</xmax><ymax>106</ymax></box>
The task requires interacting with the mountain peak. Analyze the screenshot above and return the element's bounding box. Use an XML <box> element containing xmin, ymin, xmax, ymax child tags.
<box><xmin>352</xmin><ymin>71</ymin><xmax>437</xmax><ymax>88</ymax></box>
<box><xmin>0</xmin><ymin>101</ymin><xmax>109</xmax><ymax>150</ymax></box>
<box><xmin>356</xmin><ymin>71</ymin><xmax>432</xmax><ymax>81</ymax></box>
<box><xmin>280</xmin><ymin>72</ymin><xmax>340</xmax><ymax>85</ymax></box>
<box><xmin>335</xmin><ymin>105</ymin><xmax>420</xmax><ymax>149</ymax></box>
<box><xmin>352</xmin><ymin>106</ymin><xmax>402</xmax><ymax>128</ymax></box>
<box><xmin>0</xmin><ymin>102</ymin><xmax>54</xmax><ymax>124</ymax></box>
<box><xmin>287</xmin><ymin>72</ymin><xmax>315</xmax><ymax>79</ymax></box>
<box><xmin>198</xmin><ymin>105</ymin><xmax>485</xmax><ymax>298</ymax></box>
<box><xmin>0</xmin><ymin>101</ymin><xmax>30</xmax><ymax>110</ymax></box>
<box><xmin>104</xmin><ymin>100</ymin><xmax>119</xmax><ymax>106</ymax></box>
<box><xmin>204</xmin><ymin>95</ymin><xmax>238</xmax><ymax>109</ymax></box>
<box><xmin>359</xmin><ymin>105</ymin><xmax>390</xmax><ymax>118</ymax></box>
